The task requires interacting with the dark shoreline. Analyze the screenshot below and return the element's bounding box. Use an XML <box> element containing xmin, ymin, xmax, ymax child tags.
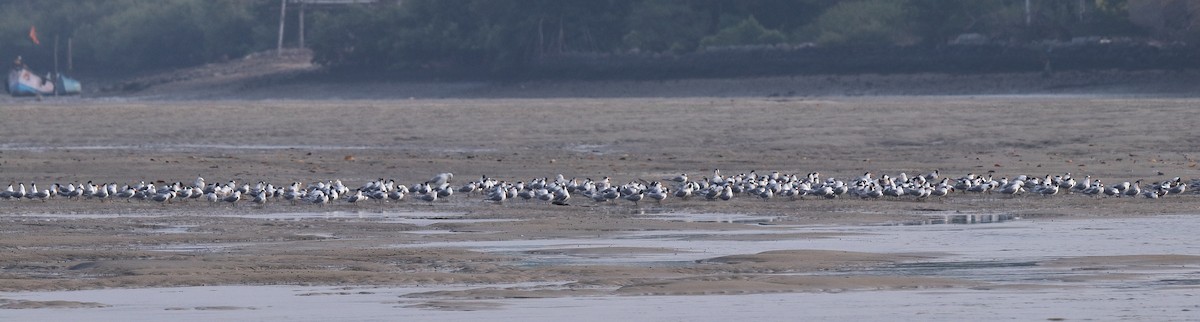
<box><xmin>81</xmin><ymin>69</ymin><xmax>1200</xmax><ymax>101</ymax></box>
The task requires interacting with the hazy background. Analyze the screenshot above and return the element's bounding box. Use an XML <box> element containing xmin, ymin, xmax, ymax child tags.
<box><xmin>3</xmin><ymin>0</ymin><xmax>1199</xmax><ymax>81</ymax></box>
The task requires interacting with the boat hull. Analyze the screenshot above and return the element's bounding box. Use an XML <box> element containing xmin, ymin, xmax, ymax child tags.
<box><xmin>7</xmin><ymin>68</ymin><xmax>80</xmax><ymax>97</ymax></box>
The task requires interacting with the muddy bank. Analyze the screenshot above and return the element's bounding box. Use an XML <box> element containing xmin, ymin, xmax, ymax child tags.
<box><xmin>0</xmin><ymin>96</ymin><xmax>1198</xmax><ymax>320</ymax></box>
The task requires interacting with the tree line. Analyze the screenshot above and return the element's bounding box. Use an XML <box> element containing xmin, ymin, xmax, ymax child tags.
<box><xmin>1</xmin><ymin>0</ymin><xmax>1196</xmax><ymax>77</ymax></box>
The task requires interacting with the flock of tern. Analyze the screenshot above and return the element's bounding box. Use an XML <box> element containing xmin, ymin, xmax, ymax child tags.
<box><xmin>2</xmin><ymin>170</ymin><xmax>1197</xmax><ymax>207</ymax></box>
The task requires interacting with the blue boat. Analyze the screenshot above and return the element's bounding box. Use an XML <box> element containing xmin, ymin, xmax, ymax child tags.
<box><xmin>6</xmin><ymin>68</ymin><xmax>81</xmax><ymax>97</ymax></box>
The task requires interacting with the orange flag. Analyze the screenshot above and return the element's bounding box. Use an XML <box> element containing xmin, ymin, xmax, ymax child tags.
<box><xmin>29</xmin><ymin>25</ymin><xmax>39</xmax><ymax>45</ymax></box>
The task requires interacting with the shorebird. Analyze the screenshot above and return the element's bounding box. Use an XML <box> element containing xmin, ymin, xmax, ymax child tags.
<box><xmin>624</xmin><ymin>190</ymin><xmax>644</xmax><ymax>206</ymax></box>
<box><xmin>458</xmin><ymin>182</ymin><xmax>478</xmax><ymax>196</ymax></box>
<box><xmin>923</xmin><ymin>170</ymin><xmax>940</xmax><ymax>182</ymax></box>
<box><xmin>31</xmin><ymin>186</ymin><xmax>51</xmax><ymax>202</ymax></box>
<box><xmin>223</xmin><ymin>190</ymin><xmax>241</xmax><ymax>206</ymax></box>
<box><xmin>517</xmin><ymin>188</ymin><xmax>535</xmax><ymax>201</ymax></box>
<box><xmin>0</xmin><ymin>170</ymin><xmax>1195</xmax><ymax>210</ymax></box>
<box><xmin>26</xmin><ymin>183</ymin><xmax>46</xmax><ymax>201</ymax></box>
<box><xmin>551</xmin><ymin>187</ymin><xmax>570</xmax><ymax>205</ymax></box>
<box><xmin>12</xmin><ymin>183</ymin><xmax>27</xmax><ymax>200</ymax></box>
<box><xmin>93</xmin><ymin>185</ymin><xmax>110</xmax><ymax>201</ymax></box>
<box><xmin>416</xmin><ymin>192</ymin><xmax>438</xmax><ymax>203</ymax></box>
<box><xmin>345</xmin><ymin>190</ymin><xmax>367</xmax><ymax>203</ymax></box>
<box><xmin>429</xmin><ymin>173</ymin><xmax>454</xmax><ymax>186</ymax></box>
<box><xmin>1168</xmin><ymin>178</ymin><xmax>1187</xmax><ymax>195</ymax></box>
<box><xmin>388</xmin><ymin>188</ymin><xmax>407</xmax><ymax>202</ymax></box>
<box><xmin>646</xmin><ymin>186</ymin><xmax>668</xmax><ymax>203</ymax></box>
<box><xmin>1037</xmin><ymin>184</ymin><xmax>1059</xmax><ymax>197</ymax></box>
<box><xmin>151</xmin><ymin>191</ymin><xmax>175</xmax><ymax>204</ymax></box>
<box><xmin>436</xmin><ymin>186</ymin><xmax>453</xmax><ymax>199</ymax></box>
<box><xmin>673</xmin><ymin>183</ymin><xmax>694</xmax><ymax>199</ymax></box>
<box><xmin>485</xmin><ymin>186</ymin><xmax>506</xmax><ymax>203</ymax></box>
<box><xmin>1124</xmin><ymin>180</ymin><xmax>1141</xmax><ymax>197</ymax></box>
<box><xmin>998</xmin><ymin>183</ymin><xmax>1023</xmax><ymax>196</ymax></box>
<box><xmin>252</xmin><ymin>191</ymin><xmax>268</xmax><ymax>206</ymax></box>
<box><xmin>811</xmin><ymin>186</ymin><xmax>834</xmax><ymax>199</ymax></box>
<box><xmin>1104</xmin><ymin>185</ymin><xmax>1120</xmax><ymax>197</ymax></box>
<box><xmin>667</xmin><ymin>173</ymin><xmax>688</xmax><ymax>184</ymax></box>
<box><xmin>930</xmin><ymin>184</ymin><xmax>952</xmax><ymax>197</ymax></box>
<box><xmin>309</xmin><ymin>191</ymin><xmax>329</xmax><ymax>205</ymax></box>
<box><xmin>913</xmin><ymin>185</ymin><xmax>932</xmax><ymax>199</ymax></box>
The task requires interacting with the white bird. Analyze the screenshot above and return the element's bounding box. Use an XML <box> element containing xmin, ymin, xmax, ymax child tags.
<box><xmin>0</xmin><ymin>184</ymin><xmax>13</xmax><ymax>199</ymax></box>
<box><xmin>1168</xmin><ymin>178</ymin><xmax>1187</xmax><ymax>195</ymax></box>
<box><xmin>93</xmin><ymin>185</ymin><xmax>110</xmax><ymax>201</ymax></box>
<box><xmin>998</xmin><ymin>183</ymin><xmax>1023</xmax><ymax>195</ymax></box>
<box><xmin>757</xmin><ymin>187</ymin><xmax>773</xmax><ymax>201</ymax></box>
<box><xmin>517</xmin><ymin>188</ymin><xmax>535</xmax><ymax>201</ymax></box>
<box><xmin>913</xmin><ymin>185</ymin><xmax>932</xmax><ymax>199</ymax></box>
<box><xmin>436</xmin><ymin>187</ymin><xmax>453</xmax><ymax>199</ymax></box>
<box><xmin>667</xmin><ymin>173</ymin><xmax>688</xmax><ymax>183</ymax></box>
<box><xmin>223</xmin><ymin>190</ymin><xmax>242</xmax><ymax>206</ymax></box>
<box><xmin>551</xmin><ymin>188</ymin><xmax>570</xmax><ymax>206</ymax></box>
<box><xmin>1037</xmin><ymin>184</ymin><xmax>1059</xmax><ymax>196</ymax></box>
<box><xmin>711</xmin><ymin>169</ymin><xmax>725</xmax><ymax>185</ymax></box>
<box><xmin>29</xmin><ymin>183</ymin><xmax>50</xmax><ymax>201</ymax></box>
<box><xmin>624</xmin><ymin>190</ymin><xmax>644</xmax><ymax>206</ymax></box>
<box><xmin>930</xmin><ymin>185</ymin><xmax>952</xmax><ymax>197</ymax></box>
<box><xmin>716</xmin><ymin>185</ymin><xmax>733</xmax><ymax>201</ymax></box>
<box><xmin>429</xmin><ymin>173</ymin><xmax>454</xmax><ymax>186</ymax></box>
<box><xmin>416</xmin><ymin>192</ymin><xmax>438</xmax><ymax>203</ymax></box>
<box><xmin>12</xmin><ymin>183</ymin><xmax>27</xmax><ymax>200</ymax></box>
<box><xmin>536</xmin><ymin>188</ymin><xmax>554</xmax><ymax>202</ymax></box>
<box><xmin>673</xmin><ymin>183</ymin><xmax>693</xmax><ymax>199</ymax></box>
<box><xmin>646</xmin><ymin>186</ymin><xmax>668</xmax><ymax>203</ymax></box>
<box><xmin>458</xmin><ymin>182</ymin><xmax>478</xmax><ymax>195</ymax></box>
<box><xmin>923</xmin><ymin>170</ymin><xmax>940</xmax><ymax>182</ymax></box>
<box><xmin>345</xmin><ymin>190</ymin><xmax>367</xmax><ymax>203</ymax></box>
<box><xmin>31</xmin><ymin>187</ymin><xmax>51</xmax><ymax>201</ymax></box>
<box><xmin>863</xmin><ymin>186</ymin><xmax>885</xmax><ymax>199</ymax></box>
<box><xmin>151</xmin><ymin>191</ymin><xmax>175</xmax><ymax>204</ymax></box>
<box><xmin>1124</xmin><ymin>181</ymin><xmax>1141</xmax><ymax>197</ymax></box>
<box><xmin>387</xmin><ymin>189</ymin><xmax>407</xmax><ymax>202</ymax></box>
<box><xmin>309</xmin><ymin>191</ymin><xmax>329</xmax><ymax>205</ymax></box>
<box><xmin>108</xmin><ymin>187</ymin><xmax>131</xmax><ymax>201</ymax></box>
<box><xmin>485</xmin><ymin>187</ymin><xmax>507</xmax><ymax>203</ymax></box>
<box><xmin>252</xmin><ymin>191</ymin><xmax>268</xmax><ymax>206</ymax></box>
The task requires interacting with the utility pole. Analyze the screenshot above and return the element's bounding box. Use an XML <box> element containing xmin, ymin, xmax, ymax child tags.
<box><xmin>299</xmin><ymin>2</ymin><xmax>306</xmax><ymax>49</ymax></box>
<box><xmin>1025</xmin><ymin>0</ymin><xmax>1032</xmax><ymax>26</ymax></box>
<box><xmin>277</xmin><ymin>0</ymin><xmax>287</xmax><ymax>56</ymax></box>
<box><xmin>1078</xmin><ymin>0</ymin><xmax>1086</xmax><ymax>21</ymax></box>
<box><xmin>53</xmin><ymin>35</ymin><xmax>59</xmax><ymax>75</ymax></box>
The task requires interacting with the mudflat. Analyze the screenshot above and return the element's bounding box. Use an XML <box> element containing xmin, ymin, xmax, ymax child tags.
<box><xmin>1</xmin><ymin>96</ymin><xmax>1198</xmax><ymax>320</ymax></box>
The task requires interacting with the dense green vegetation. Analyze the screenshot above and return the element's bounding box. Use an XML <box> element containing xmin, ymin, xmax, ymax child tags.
<box><xmin>1</xmin><ymin>0</ymin><xmax>1196</xmax><ymax>77</ymax></box>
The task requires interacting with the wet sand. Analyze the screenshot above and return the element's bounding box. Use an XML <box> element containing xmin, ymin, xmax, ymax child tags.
<box><xmin>1</xmin><ymin>96</ymin><xmax>1198</xmax><ymax>320</ymax></box>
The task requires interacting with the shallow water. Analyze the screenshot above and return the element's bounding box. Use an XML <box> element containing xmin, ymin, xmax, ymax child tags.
<box><xmin>397</xmin><ymin>215</ymin><xmax>1200</xmax><ymax>280</ymax></box>
<box><xmin>4</xmin><ymin>215</ymin><xmax>1199</xmax><ymax>320</ymax></box>
<box><xmin>2</xmin><ymin>279</ymin><xmax>1197</xmax><ymax>321</ymax></box>
<box><xmin>641</xmin><ymin>212</ymin><xmax>784</xmax><ymax>224</ymax></box>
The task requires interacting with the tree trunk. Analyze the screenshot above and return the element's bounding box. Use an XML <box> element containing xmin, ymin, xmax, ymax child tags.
<box><xmin>557</xmin><ymin>16</ymin><xmax>565</xmax><ymax>54</ymax></box>
<box><xmin>537</xmin><ymin>17</ymin><xmax>545</xmax><ymax>58</ymax></box>
<box><xmin>299</xmin><ymin>2</ymin><xmax>306</xmax><ymax>49</ymax></box>
<box><xmin>277</xmin><ymin>0</ymin><xmax>287</xmax><ymax>56</ymax></box>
